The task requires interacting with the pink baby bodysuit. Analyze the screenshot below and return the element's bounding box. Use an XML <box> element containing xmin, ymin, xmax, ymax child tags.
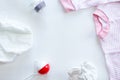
<box><xmin>60</xmin><ymin>0</ymin><xmax>120</xmax><ymax>80</ymax></box>
<box><xmin>93</xmin><ymin>2</ymin><xmax>120</xmax><ymax>80</ymax></box>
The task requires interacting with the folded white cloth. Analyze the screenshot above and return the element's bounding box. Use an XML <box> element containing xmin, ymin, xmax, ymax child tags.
<box><xmin>0</xmin><ymin>20</ymin><xmax>33</xmax><ymax>63</ymax></box>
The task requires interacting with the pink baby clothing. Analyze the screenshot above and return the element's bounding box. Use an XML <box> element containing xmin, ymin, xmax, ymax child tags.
<box><xmin>93</xmin><ymin>2</ymin><xmax>120</xmax><ymax>80</ymax></box>
<box><xmin>60</xmin><ymin>0</ymin><xmax>120</xmax><ymax>12</ymax></box>
<box><xmin>60</xmin><ymin>0</ymin><xmax>120</xmax><ymax>80</ymax></box>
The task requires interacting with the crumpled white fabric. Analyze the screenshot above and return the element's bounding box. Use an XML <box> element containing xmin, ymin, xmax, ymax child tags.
<box><xmin>0</xmin><ymin>20</ymin><xmax>33</xmax><ymax>63</ymax></box>
<box><xmin>68</xmin><ymin>62</ymin><xmax>97</xmax><ymax>80</ymax></box>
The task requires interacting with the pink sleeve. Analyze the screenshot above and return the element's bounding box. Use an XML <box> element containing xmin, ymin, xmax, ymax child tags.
<box><xmin>60</xmin><ymin>0</ymin><xmax>120</xmax><ymax>12</ymax></box>
<box><xmin>60</xmin><ymin>0</ymin><xmax>76</xmax><ymax>12</ymax></box>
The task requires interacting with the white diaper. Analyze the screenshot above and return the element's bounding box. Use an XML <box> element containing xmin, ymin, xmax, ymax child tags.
<box><xmin>0</xmin><ymin>20</ymin><xmax>33</xmax><ymax>63</ymax></box>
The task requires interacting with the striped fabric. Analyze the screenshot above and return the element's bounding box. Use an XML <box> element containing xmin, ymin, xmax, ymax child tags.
<box><xmin>60</xmin><ymin>0</ymin><xmax>120</xmax><ymax>80</ymax></box>
<box><xmin>94</xmin><ymin>2</ymin><xmax>120</xmax><ymax>80</ymax></box>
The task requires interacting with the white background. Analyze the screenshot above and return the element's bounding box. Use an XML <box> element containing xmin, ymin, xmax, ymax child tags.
<box><xmin>0</xmin><ymin>0</ymin><xmax>108</xmax><ymax>80</ymax></box>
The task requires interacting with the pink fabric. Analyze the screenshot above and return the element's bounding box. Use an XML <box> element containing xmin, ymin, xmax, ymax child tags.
<box><xmin>60</xmin><ymin>0</ymin><xmax>75</xmax><ymax>12</ymax></box>
<box><xmin>60</xmin><ymin>0</ymin><xmax>120</xmax><ymax>80</ymax></box>
<box><xmin>60</xmin><ymin>0</ymin><xmax>120</xmax><ymax>12</ymax></box>
<box><xmin>94</xmin><ymin>2</ymin><xmax>120</xmax><ymax>80</ymax></box>
<box><xmin>93</xmin><ymin>9</ymin><xmax>110</xmax><ymax>39</ymax></box>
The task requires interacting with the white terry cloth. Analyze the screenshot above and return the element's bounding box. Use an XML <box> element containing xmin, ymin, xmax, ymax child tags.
<box><xmin>0</xmin><ymin>20</ymin><xmax>33</xmax><ymax>63</ymax></box>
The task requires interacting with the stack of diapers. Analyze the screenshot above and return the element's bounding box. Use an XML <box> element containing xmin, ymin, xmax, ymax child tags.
<box><xmin>0</xmin><ymin>19</ymin><xmax>33</xmax><ymax>63</ymax></box>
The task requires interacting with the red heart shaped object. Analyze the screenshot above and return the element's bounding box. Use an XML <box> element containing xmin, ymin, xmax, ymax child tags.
<box><xmin>38</xmin><ymin>64</ymin><xmax>50</xmax><ymax>74</ymax></box>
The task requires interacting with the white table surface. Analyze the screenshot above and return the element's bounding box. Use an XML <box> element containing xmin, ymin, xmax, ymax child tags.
<box><xmin>0</xmin><ymin>0</ymin><xmax>108</xmax><ymax>80</ymax></box>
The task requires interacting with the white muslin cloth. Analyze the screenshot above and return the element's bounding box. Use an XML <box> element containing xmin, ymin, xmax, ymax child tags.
<box><xmin>0</xmin><ymin>20</ymin><xmax>33</xmax><ymax>63</ymax></box>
